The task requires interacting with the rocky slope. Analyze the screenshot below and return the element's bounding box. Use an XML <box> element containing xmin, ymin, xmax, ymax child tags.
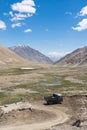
<box><xmin>0</xmin><ymin>45</ymin><xmax>38</xmax><ymax>68</ymax></box>
<box><xmin>55</xmin><ymin>46</ymin><xmax>87</xmax><ymax>66</ymax></box>
<box><xmin>9</xmin><ymin>45</ymin><xmax>53</xmax><ymax>64</ymax></box>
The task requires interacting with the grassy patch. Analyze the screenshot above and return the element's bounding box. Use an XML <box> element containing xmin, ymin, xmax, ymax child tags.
<box><xmin>0</xmin><ymin>92</ymin><xmax>7</xmax><ymax>99</ymax></box>
<box><xmin>0</xmin><ymin>68</ymin><xmax>36</xmax><ymax>75</ymax></box>
<box><xmin>0</xmin><ymin>92</ymin><xmax>8</xmax><ymax>105</ymax></box>
<box><xmin>0</xmin><ymin>68</ymin><xmax>87</xmax><ymax>105</ymax></box>
<box><xmin>44</xmin><ymin>73</ymin><xmax>57</xmax><ymax>83</ymax></box>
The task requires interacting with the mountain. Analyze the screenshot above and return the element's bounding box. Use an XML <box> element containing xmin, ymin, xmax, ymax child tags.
<box><xmin>55</xmin><ymin>46</ymin><xmax>87</xmax><ymax>66</ymax></box>
<box><xmin>9</xmin><ymin>45</ymin><xmax>53</xmax><ymax>64</ymax></box>
<box><xmin>0</xmin><ymin>45</ymin><xmax>39</xmax><ymax>68</ymax></box>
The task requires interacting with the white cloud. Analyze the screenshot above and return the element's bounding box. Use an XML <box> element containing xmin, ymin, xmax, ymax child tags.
<box><xmin>9</xmin><ymin>11</ymin><xmax>14</xmax><ymax>17</ymax></box>
<box><xmin>72</xmin><ymin>18</ymin><xmax>87</xmax><ymax>31</ymax></box>
<box><xmin>11</xmin><ymin>13</ymin><xmax>32</xmax><ymax>21</ymax></box>
<box><xmin>10</xmin><ymin>0</ymin><xmax>36</xmax><ymax>22</ymax></box>
<box><xmin>65</xmin><ymin>12</ymin><xmax>72</xmax><ymax>15</ymax></box>
<box><xmin>0</xmin><ymin>20</ymin><xmax>6</xmax><ymax>30</ymax></box>
<box><xmin>47</xmin><ymin>51</ymin><xmax>67</xmax><ymax>61</ymax></box>
<box><xmin>12</xmin><ymin>0</ymin><xmax>35</xmax><ymax>13</ymax></box>
<box><xmin>72</xmin><ymin>5</ymin><xmax>87</xmax><ymax>31</ymax></box>
<box><xmin>48</xmin><ymin>51</ymin><xmax>65</xmax><ymax>58</ymax></box>
<box><xmin>24</xmin><ymin>28</ymin><xmax>32</xmax><ymax>32</ymax></box>
<box><xmin>79</xmin><ymin>6</ymin><xmax>87</xmax><ymax>16</ymax></box>
<box><xmin>11</xmin><ymin>23</ymin><xmax>22</xmax><ymax>28</ymax></box>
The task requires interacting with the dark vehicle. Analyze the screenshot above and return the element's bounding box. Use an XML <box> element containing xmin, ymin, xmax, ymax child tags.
<box><xmin>44</xmin><ymin>93</ymin><xmax>63</xmax><ymax>105</ymax></box>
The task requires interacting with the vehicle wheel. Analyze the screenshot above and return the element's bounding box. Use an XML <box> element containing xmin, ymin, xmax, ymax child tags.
<box><xmin>47</xmin><ymin>101</ymin><xmax>50</xmax><ymax>105</ymax></box>
<box><xmin>48</xmin><ymin>102</ymin><xmax>52</xmax><ymax>105</ymax></box>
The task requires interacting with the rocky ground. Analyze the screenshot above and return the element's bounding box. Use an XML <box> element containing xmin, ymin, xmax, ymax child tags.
<box><xmin>48</xmin><ymin>95</ymin><xmax>87</xmax><ymax>130</ymax></box>
<box><xmin>0</xmin><ymin>95</ymin><xmax>86</xmax><ymax>130</ymax></box>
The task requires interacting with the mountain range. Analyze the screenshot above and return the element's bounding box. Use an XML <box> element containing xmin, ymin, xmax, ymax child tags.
<box><xmin>55</xmin><ymin>46</ymin><xmax>87</xmax><ymax>66</ymax></box>
<box><xmin>9</xmin><ymin>45</ymin><xmax>53</xmax><ymax>64</ymax></box>
<box><xmin>0</xmin><ymin>45</ymin><xmax>87</xmax><ymax>68</ymax></box>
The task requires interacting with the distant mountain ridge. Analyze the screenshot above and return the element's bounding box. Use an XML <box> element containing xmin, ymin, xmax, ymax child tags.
<box><xmin>9</xmin><ymin>45</ymin><xmax>53</xmax><ymax>64</ymax></box>
<box><xmin>55</xmin><ymin>46</ymin><xmax>87</xmax><ymax>66</ymax></box>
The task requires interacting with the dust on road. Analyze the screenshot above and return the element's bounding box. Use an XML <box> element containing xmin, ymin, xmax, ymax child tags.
<box><xmin>0</xmin><ymin>101</ymin><xmax>69</xmax><ymax>130</ymax></box>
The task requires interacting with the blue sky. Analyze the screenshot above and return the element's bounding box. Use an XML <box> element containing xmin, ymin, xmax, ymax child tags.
<box><xmin>0</xmin><ymin>0</ymin><xmax>87</xmax><ymax>60</ymax></box>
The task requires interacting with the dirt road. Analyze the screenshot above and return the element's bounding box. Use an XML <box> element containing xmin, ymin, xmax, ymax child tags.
<box><xmin>0</xmin><ymin>101</ymin><xmax>69</xmax><ymax>130</ymax></box>
<box><xmin>0</xmin><ymin>96</ymin><xmax>86</xmax><ymax>130</ymax></box>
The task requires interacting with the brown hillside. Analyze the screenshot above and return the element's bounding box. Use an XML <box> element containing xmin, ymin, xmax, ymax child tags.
<box><xmin>0</xmin><ymin>45</ymin><xmax>39</xmax><ymax>68</ymax></box>
<box><xmin>55</xmin><ymin>46</ymin><xmax>87</xmax><ymax>66</ymax></box>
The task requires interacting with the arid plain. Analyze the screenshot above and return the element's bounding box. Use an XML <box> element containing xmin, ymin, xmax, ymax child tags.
<box><xmin>0</xmin><ymin>65</ymin><xmax>87</xmax><ymax>130</ymax></box>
